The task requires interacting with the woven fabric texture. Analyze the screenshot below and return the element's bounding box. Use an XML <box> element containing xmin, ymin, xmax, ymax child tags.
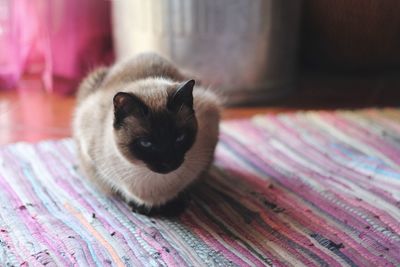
<box><xmin>0</xmin><ymin>109</ymin><xmax>399</xmax><ymax>266</ymax></box>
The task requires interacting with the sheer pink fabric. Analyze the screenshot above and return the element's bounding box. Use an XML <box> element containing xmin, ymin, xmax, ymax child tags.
<box><xmin>0</xmin><ymin>0</ymin><xmax>112</xmax><ymax>93</ymax></box>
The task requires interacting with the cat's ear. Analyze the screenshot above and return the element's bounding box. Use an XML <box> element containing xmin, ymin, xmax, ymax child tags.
<box><xmin>168</xmin><ymin>80</ymin><xmax>195</xmax><ymax>113</ymax></box>
<box><xmin>113</xmin><ymin>92</ymin><xmax>148</xmax><ymax>127</ymax></box>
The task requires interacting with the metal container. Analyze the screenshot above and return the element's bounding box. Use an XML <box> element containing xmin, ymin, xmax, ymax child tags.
<box><xmin>113</xmin><ymin>0</ymin><xmax>301</xmax><ymax>105</ymax></box>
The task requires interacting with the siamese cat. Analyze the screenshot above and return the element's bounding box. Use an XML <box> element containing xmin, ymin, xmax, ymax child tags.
<box><xmin>73</xmin><ymin>53</ymin><xmax>221</xmax><ymax>216</ymax></box>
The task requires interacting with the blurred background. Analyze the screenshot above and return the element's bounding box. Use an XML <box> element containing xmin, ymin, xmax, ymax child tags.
<box><xmin>0</xmin><ymin>0</ymin><xmax>400</xmax><ymax>143</ymax></box>
<box><xmin>2</xmin><ymin>0</ymin><xmax>400</xmax><ymax>103</ymax></box>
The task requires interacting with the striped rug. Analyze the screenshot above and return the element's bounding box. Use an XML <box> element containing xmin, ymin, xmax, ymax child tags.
<box><xmin>0</xmin><ymin>109</ymin><xmax>399</xmax><ymax>266</ymax></box>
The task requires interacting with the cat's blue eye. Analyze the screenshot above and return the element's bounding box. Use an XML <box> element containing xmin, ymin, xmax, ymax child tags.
<box><xmin>139</xmin><ymin>139</ymin><xmax>152</xmax><ymax>148</ymax></box>
<box><xmin>176</xmin><ymin>133</ymin><xmax>185</xmax><ymax>142</ymax></box>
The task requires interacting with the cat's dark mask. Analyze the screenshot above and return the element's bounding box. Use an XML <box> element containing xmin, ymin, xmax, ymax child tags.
<box><xmin>113</xmin><ymin>80</ymin><xmax>198</xmax><ymax>174</ymax></box>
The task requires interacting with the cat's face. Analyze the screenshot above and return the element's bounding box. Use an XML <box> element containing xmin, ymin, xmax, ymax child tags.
<box><xmin>113</xmin><ymin>80</ymin><xmax>197</xmax><ymax>174</ymax></box>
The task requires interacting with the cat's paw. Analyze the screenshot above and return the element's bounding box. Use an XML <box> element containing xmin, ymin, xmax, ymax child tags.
<box><xmin>128</xmin><ymin>202</ymin><xmax>153</xmax><ymax>215</ymax></box>
<box><xmin>129</xmin><ymin>194</ymin><xmax>189</xmax><ymax>217</ymax></box>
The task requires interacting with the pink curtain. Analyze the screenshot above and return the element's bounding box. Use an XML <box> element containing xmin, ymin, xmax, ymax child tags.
<box><xmin>0</xmin><ymin>0</ymin><xmax>112</xmax><ymax>94</ymax></box>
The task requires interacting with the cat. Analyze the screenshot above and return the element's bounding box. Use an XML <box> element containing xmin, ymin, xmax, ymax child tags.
<box><xmin>72</xmin><ymin>53</ymin><xmax>221</xmax><ymax>216</ymax></box>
